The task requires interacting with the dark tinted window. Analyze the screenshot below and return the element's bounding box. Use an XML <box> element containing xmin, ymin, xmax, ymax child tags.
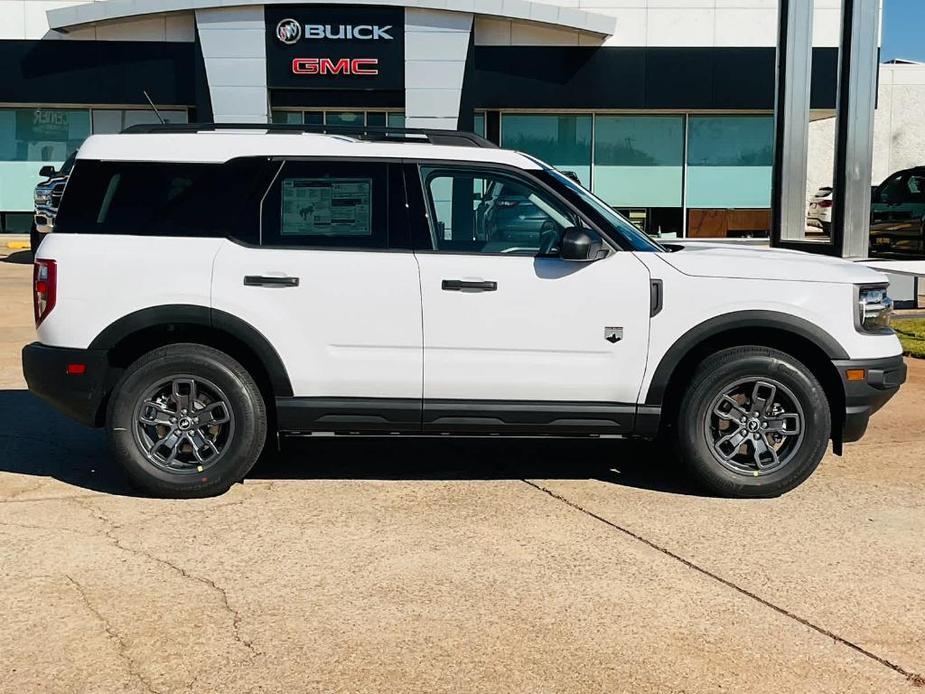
<box><xmin>261</xmin><ymin>160</ymin><xmax>392</xmax><ymax>249</ymax></box>
<box><xmin>55</xmin><ymin>158</ymin><xmax>271</xmax><ymax>243</ymax></box>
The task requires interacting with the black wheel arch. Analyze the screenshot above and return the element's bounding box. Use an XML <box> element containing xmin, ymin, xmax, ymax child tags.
<box><xmin>89</xmin><ymin>305</ymin><xmax>292</xmax><ymax>425</ymax></box>
<box><xmin>647</xmin><ymin>310</ymin><xmax>849</xmax><ymax>447</ymax></box>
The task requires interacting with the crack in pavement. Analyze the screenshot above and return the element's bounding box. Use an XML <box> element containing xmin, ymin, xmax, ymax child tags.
<box><xmin>69</xmin><ymin>497</ymin><xmax>263</xmax><ymax>662</ymax></box>
<box><xmin>522</xmin><ymin>479</ymin><xmax>925</xmax><ymax>688</ymax></box>
<box><xmin>64</xmin><ymin>574</ymin><xmax>160</xmax><ymax>694</ymax></box>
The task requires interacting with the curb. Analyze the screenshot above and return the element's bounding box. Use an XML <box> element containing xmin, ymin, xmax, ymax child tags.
<box><xmin>5</xmin><ymin>241</ymin><xmax>30</xmax><ymax>250</ymax></box>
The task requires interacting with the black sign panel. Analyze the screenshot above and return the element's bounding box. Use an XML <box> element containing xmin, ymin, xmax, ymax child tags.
<box><xmin>266</xmin><ymin>6</ymin><xmax>404</xmax><ymax>90</ymax></box>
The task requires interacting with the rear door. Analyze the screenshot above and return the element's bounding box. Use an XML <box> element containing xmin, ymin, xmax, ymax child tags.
<box><xmin>211</xmin><ymin>159</ymin><xmax>423</xmax><ymax>431</ymax></box>
<box><xmin>409</xmin><ymin>163</ymin><xmax>651</xmax><ymax>434</ymax></box>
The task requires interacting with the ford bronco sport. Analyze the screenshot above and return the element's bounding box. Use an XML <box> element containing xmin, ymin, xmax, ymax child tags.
<box><xmin>22</xmin><ymin>124</ymin><xmax>906</xmax><ymax>498</ymax></box>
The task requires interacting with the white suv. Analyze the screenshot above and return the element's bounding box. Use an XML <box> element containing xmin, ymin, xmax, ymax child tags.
<box><xmin>22</xmin><ymin>125</ymin><xmax>906</xmax><ymax>499</ymax></box>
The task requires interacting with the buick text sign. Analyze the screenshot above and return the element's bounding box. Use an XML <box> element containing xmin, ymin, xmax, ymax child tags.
<box><xmin>266</xmin><ymin>6</ymin><xmax>404</xmax><ymax>90</ymax></box>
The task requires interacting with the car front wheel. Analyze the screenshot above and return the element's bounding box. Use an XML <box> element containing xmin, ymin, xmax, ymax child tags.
<box><xmin>675</xmin><ymin>346</ymin><xmax>831</xmax><ymax>498</ymax></box>
<box><xmin>106</xmin><ymin>343</ymin><xmax>267</xmax><ymax>498</ymax></box>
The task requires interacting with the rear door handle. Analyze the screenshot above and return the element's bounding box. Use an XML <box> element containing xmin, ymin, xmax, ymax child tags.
<box><xmin>243</xmin><ymin>275</ymin><xmax>300</xmax><ymax>288</ymax></box>
<box><xmin>442</xmin><ymin>279</ymin><xmax>498</xmax><ymax>292</ymax></box>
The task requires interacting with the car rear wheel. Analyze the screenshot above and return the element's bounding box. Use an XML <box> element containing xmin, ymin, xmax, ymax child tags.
<box><xmin>675</xmin><ymin>346</ymin><xmax>831</xmax><ymax>498</ymax></box>
<box><xmin>107</xmin><ymin>343</ymin><xmax>267</xmax><ymax>498</ymax></box>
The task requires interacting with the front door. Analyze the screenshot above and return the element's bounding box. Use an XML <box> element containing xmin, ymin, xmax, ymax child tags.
<box><xmin>412</xmin><ymin>164</ymin><xmax>652</xmax><ymax>434</ymax></box>
<box><xmin>211</xmin><ymin>159</ymin><xmax>423</xmax><ymax>430</ymax></box>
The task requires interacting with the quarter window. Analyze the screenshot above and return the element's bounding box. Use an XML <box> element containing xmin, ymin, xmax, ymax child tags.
<box><xmin>54</xmin><ymin>158</ymin><xmax>268</xmax><ymax>242</ymax></box>
<box><xmin>420</xmin><ymin>166</ymin><xmax>583</xmax><ymax>256</ymax></box>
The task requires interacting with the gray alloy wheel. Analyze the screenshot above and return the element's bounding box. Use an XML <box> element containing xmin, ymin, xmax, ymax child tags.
<box><xmin>132</xmin><ymin>375</ymin><xmax>236</xmax><ymax>474</ymax></box>
<box><xmin>704</xmin><ymin>377</ymin><xmax>805</xmax><ymax>477</ymax></box>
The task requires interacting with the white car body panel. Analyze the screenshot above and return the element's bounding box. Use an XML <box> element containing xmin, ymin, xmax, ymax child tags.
<box><xmin>415</xmin><ymin>252</ymin><xmax>651</xmax><ymax>403</ymax></box>
<box><xmin>635</xmin><ymin>251</ymin><xmax>902</xmax><ymax>400</ymax></box>
<box><xmin>210</xmin><ymin>242</ymin><xmax>423</xmax><ymax>399</ymax></box>
<box><xmin>661</xmin><ymin>242</ymin><xmax>887</xmax><ymax>284</ymax></box>
<box><xmin>35</xmin><ymin>233</ymin><xmax>221</xmax><ymax>349</ymax></box>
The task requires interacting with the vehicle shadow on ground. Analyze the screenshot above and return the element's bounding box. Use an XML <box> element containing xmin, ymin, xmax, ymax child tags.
<box><xmin>1</xmin><ymin>250</ymin><xmax>33</xmax><ymax>265</ymax></box>
<box><xmin>0</xmin><ymin>389</ymin><xmax>701</xmax><ymax>498</ymax></box>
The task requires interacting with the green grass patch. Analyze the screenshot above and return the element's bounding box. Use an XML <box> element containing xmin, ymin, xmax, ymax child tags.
<box><xmin>892</xmin><ymin>318</ymin><xmax>925</xmax><ymax>359</ymax></box>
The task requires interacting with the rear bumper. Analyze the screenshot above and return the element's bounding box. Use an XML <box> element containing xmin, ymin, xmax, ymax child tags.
<box><xmin>833</xmin><ymin>354</ymin><xmax>907</xmax><ymax>443</ymax></box>
<box><xmin>22</xmin><ymin>343</ymin><xmax>111</xmax><ymax>427</ymax></box>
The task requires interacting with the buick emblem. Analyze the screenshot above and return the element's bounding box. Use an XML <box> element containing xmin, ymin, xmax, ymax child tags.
<box><xmin>276</xmin><ymin>18</ymin><xmax>301</xmax><ymax>44</ymax></box>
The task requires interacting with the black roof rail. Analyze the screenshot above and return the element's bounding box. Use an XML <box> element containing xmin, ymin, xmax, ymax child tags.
<box><xmin>121</xmin><ymin>122</ymin><xmax>498</xmax><ymax>148</ymax></box>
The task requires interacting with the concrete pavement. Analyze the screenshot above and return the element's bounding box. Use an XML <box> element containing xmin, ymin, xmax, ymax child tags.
<box><xmin>0</xmin><ymin>252</ymin><xmax>922</xmax><ymax>693</ymax></box>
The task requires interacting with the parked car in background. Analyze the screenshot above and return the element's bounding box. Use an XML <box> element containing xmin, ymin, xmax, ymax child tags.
<box><xmin>806</xmin><ymin>186</ymin><xmax>833</xmax><ymax>235</ymax></box>
<box><xmin>31</xmin><ymin>152</ymin><xmax>75</xmax><ymax>253</ymax></box>
<box><xmin>869</xmin><ymin>166</ymin><xmax>925</xmax><ymax>257</ymax></box>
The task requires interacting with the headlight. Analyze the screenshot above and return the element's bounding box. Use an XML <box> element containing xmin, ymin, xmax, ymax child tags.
<box><xmin>34</xmin><ymin>191</ymin><xmax>51</xmax><ymax>205</ymax></box>
<box><xmin>857</xmin><ymin>284</ymin><xmax>893</xmax><ymax>334</ymax></box>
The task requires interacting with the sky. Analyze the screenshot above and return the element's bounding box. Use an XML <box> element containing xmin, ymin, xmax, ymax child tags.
<box><xmin>881</xmin><ymin>0</ymin><xmax>925</xmax><ymax>62</ymax></box>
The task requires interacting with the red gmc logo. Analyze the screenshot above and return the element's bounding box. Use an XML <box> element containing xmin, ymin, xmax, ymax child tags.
<box><xmin>291</xmin><ymin>58</ymin><xmax>379</xmax><ymax>76</ymax></box>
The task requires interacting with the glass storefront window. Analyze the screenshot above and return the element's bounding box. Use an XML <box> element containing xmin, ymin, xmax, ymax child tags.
<box><xmin>686</xmin><ymin>115</ymin><xmax>774</xmax><ymax>209</ymax></box>
<box><xmin>500</xmin><ymin>114</ymin><xmax>592</xmax><ymax>188</ymax></box>
<box><xmin>91</xmin><ymin>109</ymin><xmax>188</xmax><ymax>134</ymax></box>
<box><xmin>270</xmin><ymin>110</ymin><xmax>405</xmax><ymax>128</ymax></box>
<box><xmin>271</xmin><ymin>111</ymin><xmax>303</xmax><ymax>125</ymax></box>
<box><xmin>593</xmin><ymin>115</ymin><xmax>684</xmax><ymax>208</ymax></box>
<box><xmin>0</xmin><ymin>108</ymin><xmax>90</xmax><ymax>162</ymax></box>
<box><xmin>0</xmin><ymin>106</ymin><xmax>187</xmax><ymax>216</ymax></box>
<box><xmin>325</xmin><ymin>111</ymin><xmax>364</xmax><ymax>126</ymax></box>
<box><xmin>473</xmin><ymin>112</ymin><xmax>485</xmax><ymax>138</ymax></box>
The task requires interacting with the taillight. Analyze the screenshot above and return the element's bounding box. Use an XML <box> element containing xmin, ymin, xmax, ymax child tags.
<box><xmin>33</xmin><ymin>259</ymin><xmax>57</xmax><ymax>327</ymax></box>
<box><xmin>819</xmin><ymin>200</ymin><xmax>833</xmax><ymax>208</ymax></box>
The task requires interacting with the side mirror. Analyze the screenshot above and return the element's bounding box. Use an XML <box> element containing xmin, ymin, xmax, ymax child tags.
<box><xmin>560</xmin><ymin>227</ymin><xmax>595</xmax><ymax>261</ymax></box>
<box><xmin>39</xmin><ymin>165</ymin><xmax>56</xmax><ymax>178</ymax></box>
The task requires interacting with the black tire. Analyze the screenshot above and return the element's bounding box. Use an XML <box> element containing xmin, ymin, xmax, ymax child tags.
<box><xmin>106</xmin><ymin>343</ymin><xmax>267</xmax><ymax>498</ymax></box>
<box><xmin>675</xmin><ymin>346</ymin><xmax>831</xmax><ymax>498</ymax></box>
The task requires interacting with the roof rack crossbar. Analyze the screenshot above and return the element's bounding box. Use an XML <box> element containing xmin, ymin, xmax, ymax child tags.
<box><xmin>121</xmin><ymin>122</ymin><xmax>498</xmax><ymax>148</ymax></box>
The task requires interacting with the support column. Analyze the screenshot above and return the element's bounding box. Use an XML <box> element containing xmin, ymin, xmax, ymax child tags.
<box><xmin>195</xmin><ymin>6</ymin><xmax>268</xmax><ymax>124</ymax></box>
<box><xmin>831</xmin><ymin>0</ymin><xmax>881</xmax><ymax>258</ymax></box>
<box><xmin>770</xmin><ymin>0</ymin><xmax>814</xmax><ymax>244</ymax></box>
<box><xmin>404</xmin><ymin>9</ymin><xmax>472</xmax><ymax>130</ymax></box>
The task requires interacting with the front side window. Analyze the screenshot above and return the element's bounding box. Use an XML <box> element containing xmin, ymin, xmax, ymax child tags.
<box><xmin>261</xmin><ymin>160</ymin><xmax>391</xmax><ymax>249</ymax></box>
<box><xmin>420</xmin><ymin>166</ymin><xmax>582</xmax><ymax>256</ymax></box>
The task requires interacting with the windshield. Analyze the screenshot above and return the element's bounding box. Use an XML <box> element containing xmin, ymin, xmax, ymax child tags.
<box><xmin>535</xmin><ymin>167</ymin><xmax>664</xmax><ymax>253</ymax></box>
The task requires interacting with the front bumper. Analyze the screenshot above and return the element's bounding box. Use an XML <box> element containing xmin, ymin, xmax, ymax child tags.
<box><xmin>22</xmin><ymin>343</ymin><xmax>112</xmax><ymax>427</ymax></box>
<box><xmin>833</xmin><ymin>354</ymin><xmax>907</xmax><ymax>443</ymax></box>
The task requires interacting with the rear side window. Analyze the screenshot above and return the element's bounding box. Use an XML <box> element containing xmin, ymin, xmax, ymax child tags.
<box><xmin>55</xmin><ymin>158</ymin><xmax>271</xmax><ymax>243</ymax></box>
<box><xmin>260</xmin><ymin>160</ymin><xmax>395</xmax><ymax>249</ymax></box>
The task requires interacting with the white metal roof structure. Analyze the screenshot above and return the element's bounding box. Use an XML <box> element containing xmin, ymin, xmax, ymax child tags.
<box><xmin>47</xmin><ymin>0</ymin><xmax>616</xmax><ymax>37</ymax></box>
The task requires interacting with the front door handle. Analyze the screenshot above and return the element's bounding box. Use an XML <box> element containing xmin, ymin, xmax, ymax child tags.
<box><xmin>442</xmin><ymin>279</ymin><xmax>498</xmax><ymax>292</ymax></box>
<box><xmin>243</xmin><ymin>275</ymin><xmax>300</xmax><ymax>288</ymax></box>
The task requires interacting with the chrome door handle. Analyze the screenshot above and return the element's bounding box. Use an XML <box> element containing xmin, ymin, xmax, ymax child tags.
<box><xmin>243</xmin><ymin>275</ymin><xmax>300</xmax><ymax>288</ymax></box>
<box><xmin>442</xmin><ymin>279</ymin><xmax>498</xmax><ymax>292</ymax></box>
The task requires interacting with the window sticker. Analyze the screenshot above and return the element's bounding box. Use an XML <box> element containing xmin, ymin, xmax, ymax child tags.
<box><xmin>280</xmin><ymin>177</ymin><xmax>372</xmax><ymax>236</ymax></box>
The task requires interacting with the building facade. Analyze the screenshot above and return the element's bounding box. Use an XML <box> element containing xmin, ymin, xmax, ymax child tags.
<box><xmin>0</xmin><ymin>0</ymin><xmax>866</xmax><ymax>239</ymax></box>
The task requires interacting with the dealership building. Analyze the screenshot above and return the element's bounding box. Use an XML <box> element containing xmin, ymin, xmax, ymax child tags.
<box><xmin>0</xmin><ymin>0</ymin><xmax>918</xmax><ymax>240</ymax></box>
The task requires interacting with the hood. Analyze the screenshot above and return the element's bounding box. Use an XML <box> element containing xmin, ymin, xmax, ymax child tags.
<box><xmin>658</xmin><ymin>242</ymin><xmax>888</xmax><ymax>285</ymax></box>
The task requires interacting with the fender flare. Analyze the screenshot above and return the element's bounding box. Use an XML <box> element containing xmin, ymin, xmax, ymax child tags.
<box><xmin>644</xmin><ymin>310</ymin><xmax>849</xmax><ymax>406</ymax></box>
<box><xmin>89</xmin><ymin>304</ymin><xmax>293</xmax><ymax>397</ymax></box>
